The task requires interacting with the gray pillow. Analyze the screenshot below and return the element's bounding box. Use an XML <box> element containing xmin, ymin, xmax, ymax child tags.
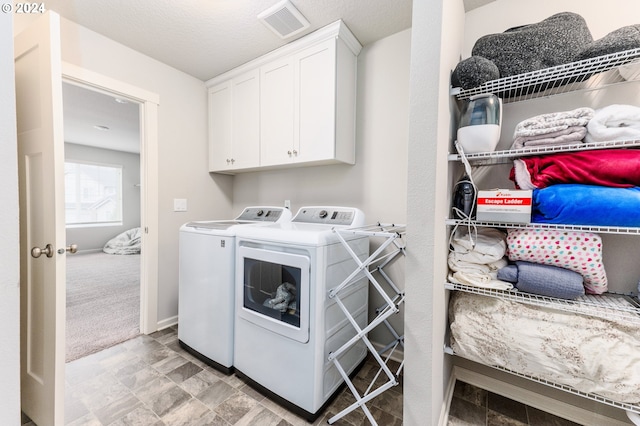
<box><xmin>451</xmin><ymin>12</ymin><xmax>593</xmax><ymax>89</ymax></box>
<box><xmin>575</xmin><ymin>25</ymin><xmax>640</xmax><ymax>61</ymax></box>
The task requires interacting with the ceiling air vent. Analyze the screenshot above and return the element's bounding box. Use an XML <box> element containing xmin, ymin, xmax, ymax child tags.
<box><xmin>258</xmin><ymin>0</ymin><xmax>310</xmax><ymax>39</ymax></box>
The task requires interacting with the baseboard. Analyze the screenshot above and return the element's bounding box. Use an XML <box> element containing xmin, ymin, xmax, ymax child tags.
<box><xmin>156</xmin><ymin>315</ymin><xmax>178</xmax><ymax>331</ymax></box>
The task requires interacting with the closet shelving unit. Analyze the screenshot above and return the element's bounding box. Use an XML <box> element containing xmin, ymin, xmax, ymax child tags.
<box><xmin>446</xmin><ymin>48</ymin><xmax>640</xmax><ymax>422</ymax></box>
<box><xmin>450</xmin><ymin>47</ymin><xmax>640</xmax><ymax>102</ymax></box>
<box><xmin>327</xmin><ymin>223</ymin><xmax>406</xmax><ymax>426</ymax></box>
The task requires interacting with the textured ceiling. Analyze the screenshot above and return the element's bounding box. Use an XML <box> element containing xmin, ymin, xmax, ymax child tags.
<box><xmin>49</xmin><ymin>0</ymin><xmax>493</xmax><ymax>153</ymax></box>
<box><xmin>44</xmin><ymin>0</ymin><xmax>413</xmax><ymax>81</ymax></box>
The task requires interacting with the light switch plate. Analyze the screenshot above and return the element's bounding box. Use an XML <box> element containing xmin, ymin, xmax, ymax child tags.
<box><xmin>174</xmin><ymin>198</ymin><xmax>187</xmax><ymax>212</ymax></box>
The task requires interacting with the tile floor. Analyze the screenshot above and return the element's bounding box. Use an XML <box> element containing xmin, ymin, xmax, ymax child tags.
<box><xmin>447</xmin><ymin>380</ymin><xmax>583</xmax><ymax>426</ymax></box>
<box><xmin>20</xmin><ymin>326</ymin><xmax>585</xmax><ymax>426</ymax></box>
<box><xmin>29</xmin><ymin>326</ymin><xmax>404</xmax><ymax>425</ymax></box>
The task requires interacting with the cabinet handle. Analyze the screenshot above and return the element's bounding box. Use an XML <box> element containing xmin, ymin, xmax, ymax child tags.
<box><xmin>231</xmin><ymin>158</ymin><xmax>235</xmax><ymax>164</ymax></box>
<box><xmin>293</xmin><ymin>150</ymin><xmax>298</xmax><ymax>155</ymax></box>
<box><xmin>287</xmin><ymin>150</ymin><xmax>292</xmax><ymax>155</ymax></box>
<box><xmin>226</xmin><ymin>158</ymin><xmax>231</xmax><ymax>164</ymax></box>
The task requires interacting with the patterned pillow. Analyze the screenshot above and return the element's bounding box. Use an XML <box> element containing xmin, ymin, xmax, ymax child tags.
<box><xmin>506</xmin><ymin>228</ymin><xmax>607</xmax><ymax>294</ymax></box>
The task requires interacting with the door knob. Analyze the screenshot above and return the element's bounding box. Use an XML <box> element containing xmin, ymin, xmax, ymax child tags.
<box><xmin>31</xmin><ymin>244</ymin><xmax>53</xmax><ymax>258</ymax></box>
<box><xmin>57</xmin><ymin>244</ymin><xmax>78</xmax><ymax>255</ymax></box>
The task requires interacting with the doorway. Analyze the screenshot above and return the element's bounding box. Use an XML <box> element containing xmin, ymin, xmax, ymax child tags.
<box><xmin>62</xmin><ymin>82</ymin><xmax>142</xmax><ymax>362</ymax></box>
<box><xmin>62</xmin><ymin>62</ymin><xmax>160</xmax><ymax>338</ymax></box>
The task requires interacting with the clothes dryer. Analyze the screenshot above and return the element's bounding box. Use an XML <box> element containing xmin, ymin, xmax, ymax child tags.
<box><xmin>233</xmin><ymin>206</ymin><xmax>369</xmax><ymax>420</ymax></box>
<box><xmin>178</xmin><ymin>206</ymin><xmax>291</xmax><ymax>373</ymax></box>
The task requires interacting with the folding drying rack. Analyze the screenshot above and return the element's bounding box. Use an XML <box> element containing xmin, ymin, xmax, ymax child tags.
<box><xmin>327</xmin><ymin>223</ymin><xmax>406</xmax><ymax>425</ymax></box>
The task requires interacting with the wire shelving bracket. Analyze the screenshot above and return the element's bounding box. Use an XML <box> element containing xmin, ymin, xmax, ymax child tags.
<box><xmin>327</xmin><ymin>223</ymin><xmax>406</xmax><ymax>426</ymax></box>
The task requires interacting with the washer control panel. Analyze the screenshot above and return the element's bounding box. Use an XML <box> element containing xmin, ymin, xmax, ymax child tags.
<box><xmin>292</xmin><ymin>206</ymin><xmax>363</xmax><ymax>226</ymax></box>
<box><xmin>236</xmin><ymin>207</ymin><xmax>286</xmax><ymax>222</ymax></box>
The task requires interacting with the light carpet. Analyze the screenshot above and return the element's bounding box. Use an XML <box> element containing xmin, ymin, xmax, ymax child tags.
<box><xmin>66</xmin><ymin>251</ymin><xmax>140</xmax><ymax>362</ymax></box>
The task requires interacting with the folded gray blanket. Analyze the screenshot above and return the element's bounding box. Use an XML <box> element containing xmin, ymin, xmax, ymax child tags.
<box><xmin>511</xmin><ymin>107</ymin><xmax>593</xmax><ymax>149</ymax></box>
<box><xmin>498</xmin><ymin>260</ymin><xmax>585</xmax><ymax>299</ymax></box>
<box><xmin>514</xmin><ymin>107</ymin><xmax>594</xmax><ymax>137</ymax></box>
<box><xmin>512</xmin><ymin>126</ymin><xmax>587</xmax><ymax>149</ymax></box>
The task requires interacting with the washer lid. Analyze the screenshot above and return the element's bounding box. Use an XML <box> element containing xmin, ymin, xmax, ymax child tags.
<box><xmin>184</xmin><ymin>220</ymin><xmax>252</xmax><ymax>230</ymax></box>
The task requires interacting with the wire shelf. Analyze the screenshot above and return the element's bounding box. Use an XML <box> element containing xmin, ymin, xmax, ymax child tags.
<box><xmin>445</xmin><ymin>219</ymin><xmax>640</xmax><ymax>236</ymax></box>
<box><xmin>451</xmin><ymin>48</ymin><xmax>640</xmax><ymax>103</ymax></box>
<box><xmin>444</xmin><ymin>347</ymin><xmax>640</xmax><ymax>415</ymax></box>
<box><xmin>447</xmin><ymin>139</ymin><xmax>640</xmax><ymax>164</ymax></box>
<box><xmin>445</xmin><ymin>282</ymin><xmax>640</xmax><ymax>325</ymax></box>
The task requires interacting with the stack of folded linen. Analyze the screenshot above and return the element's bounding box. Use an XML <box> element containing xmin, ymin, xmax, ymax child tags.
<box><xmin>507</xmin><ymin>104</ymin><xmax>640</xmax><ymax>228</ymax></box>
<box><xmin>511</xmin><ymin>107</ymin><xmax>594</xmax><ymax>149</ymax></box>
<box><xmin>447</xmin><ymin>227</ymin><xmax>513</xmax><ymax>290</ymax></box>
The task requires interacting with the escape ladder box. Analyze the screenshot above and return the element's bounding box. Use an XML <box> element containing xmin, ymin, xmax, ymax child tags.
<box><xmin>327</xmin><ymin>223</ymin><xmax>406</xmax><ymax>426</ymax></box>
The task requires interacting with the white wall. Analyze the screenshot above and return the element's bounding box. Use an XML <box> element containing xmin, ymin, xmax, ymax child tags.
<box><xmin>0</xmin><ymin>11</ymin><xmax>22</xmax><ymax>426</ymax></box>
<box><xmin>47</xmin><ymin>17</ymin><xmax>234</xmax><ymax>323</ymax></box>
<box><xmin>231</xmin><ymin>28</ymin><xmax>411</xmax><ymax>346</ymax></box>
<box><xmin>404</xmin><ymin>0</ymin><xmax>466</xmax><ymax>424</ymax></box>
<box><xmin>65</xmin><ymin>143</ymin><xmax>142</xmax><ymax>251</ymax></box>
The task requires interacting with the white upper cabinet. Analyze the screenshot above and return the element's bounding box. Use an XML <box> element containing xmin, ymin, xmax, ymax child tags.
<box><xmin>208</xmin><ymin>69</ymin><xmax>260</xmax><ymax>172</ymax></box>
<box><xmin>207</xmin><ymin>20</ymin><xmax>361</xmax><ymax>174</ymax></box>
<box><xmin>296</xmin><ymin>39</ymin><xmax>338</xmax><ymax>164</ymax></box>
<box><xmin>260</xmin><ymin>56</ymin><xmax>295</xmax><ymax>166</ymax></box>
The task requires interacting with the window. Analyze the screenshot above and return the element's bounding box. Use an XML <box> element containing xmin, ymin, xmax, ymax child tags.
<box><xmin>65</xmin><ymin>161</ymin><xmax>123</xmax><ymax>226</ymax></box>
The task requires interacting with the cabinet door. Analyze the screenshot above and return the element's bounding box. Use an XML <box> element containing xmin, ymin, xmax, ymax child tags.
<box><xmin>260</xmin><ymin>57</ymin><xmax>295</xmax><ymax>166</ymax></box>
<box><xmin>295</xmin><ymin>39</ymin><xmax>336</xmax><ymax>162</ymax></box>
<box><xmin>208</xmin><ymin>81</ymin><xmax>232</xmax><ymax>172</ymax></box>
<box><xmin>231</xmin><ymin>69</ymin><xmax>260</xmax><ymax>169</ymax></box>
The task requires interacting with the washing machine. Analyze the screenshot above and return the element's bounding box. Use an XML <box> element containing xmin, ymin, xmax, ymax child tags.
<box><xmin>233</xmin><ymin>206</ymin><xmax>369</xmax><ymax>421</ymax></box>
<box><xmin>178</xmin><ymin>206</ymin><xmax>292</xmax><ymax>374</ymax></box>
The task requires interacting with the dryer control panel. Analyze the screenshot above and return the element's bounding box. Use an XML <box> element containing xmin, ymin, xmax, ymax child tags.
<box><xmin>292</xmin><ymin>206</ymin><xmax>365</xmax><ymax>226</ymax></box>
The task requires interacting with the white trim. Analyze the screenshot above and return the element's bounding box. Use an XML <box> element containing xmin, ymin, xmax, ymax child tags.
<box><xmin>61</xmin><ymin>61</ymin><xmax>160</xmax><ymax>335</ymax></box>
<box><xmin>447</xmin><ymin>366</ymin><xmax>632</xmax><ymax>426</ymax></box>
<box><xmin>156</xmin><ymin>315</ymin><xmax>178</xmax><ymax>331</ymax></box>
<box><xmin>439</xmin><ymin>370</ymin><xmax>457</xmax><ymax>426</ymax></box>
<box><xmin>62</xmin><ymin>62</ymin><xmax>159</xmax><ymax>104</ymax></box>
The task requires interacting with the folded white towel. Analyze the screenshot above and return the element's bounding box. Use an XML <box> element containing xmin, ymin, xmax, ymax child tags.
<box><xmin>448</xmin><ymin>227</ymin><xmax>513</xmax><ymax>290</ymax></box>
<box><xmin>585</xmin><ymin>104</ymin><xmax>640</xmax><ymax>143</ymax></box>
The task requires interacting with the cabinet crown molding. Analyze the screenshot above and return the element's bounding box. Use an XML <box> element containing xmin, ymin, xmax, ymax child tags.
<box><xmin>205</xmin><ymin>19</ymin><xmax>361</xmax><ymax>87</ymax></box>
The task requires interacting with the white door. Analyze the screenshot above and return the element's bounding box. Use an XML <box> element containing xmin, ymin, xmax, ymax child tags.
<box><xmin>208</xmin><ymin>81</ymin><xmax>232</xmax><ymax>171</ymax></box>
<box><xmin>260</xmin><ymin>57</ymin><xmax>295</xmax><ymax>166</ymax></box>
<box><xmin>15</xmin><ymin>12</ymin><xmax>66</xmax><ymax>426</ymax></box>
<box><xmin>296</xmin><ymin>39</ymin><xmax>336</xmax><ymax>162</ymax></box>
<box><xmin>231</xmin><ymin>69</ymin><xmax>260</xmax><ymax>169</ymax></box>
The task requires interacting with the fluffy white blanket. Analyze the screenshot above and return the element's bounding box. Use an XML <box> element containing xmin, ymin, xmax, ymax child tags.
<box><xmin>450</xmin><ymin>292</ymin><xmax>640</xmax><ymax>404</ymax></box>
<box><xmin>585</xmin><ymin>104</ymin><xmax>640</xmax><ymax>143</ymax></box>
